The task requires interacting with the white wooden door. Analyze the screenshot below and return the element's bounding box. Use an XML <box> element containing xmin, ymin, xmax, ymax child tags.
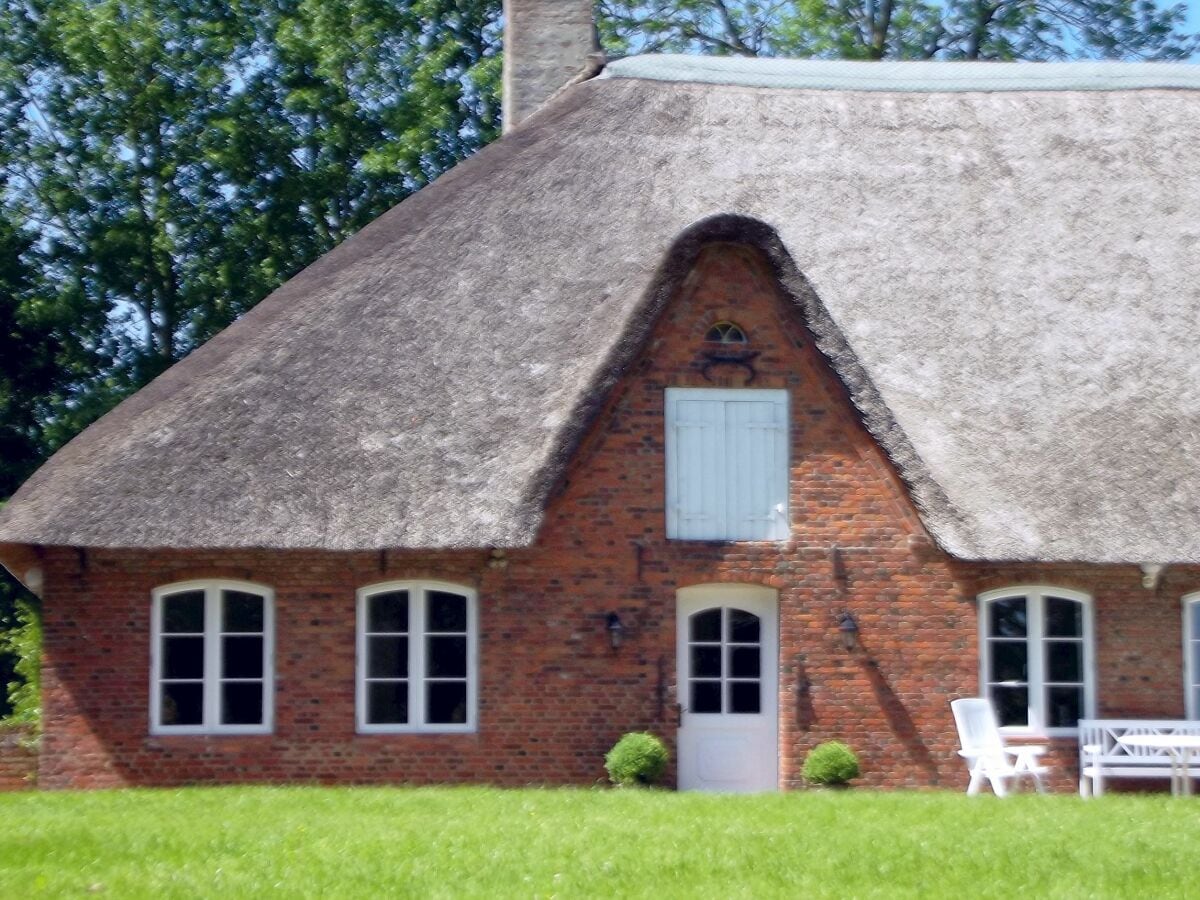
<box><xmin>677</xmin><ymin>584</ymin><xmax>779</xmax><ymax>792</ymax></box>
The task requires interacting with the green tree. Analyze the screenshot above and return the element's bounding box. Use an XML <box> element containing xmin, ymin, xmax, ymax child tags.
<box><xmin>597</xmin><ymin>0</ymin><xmax>1199</xmax><ymax>60</ymax></box>
<box><xmin>0</xmin><ymin>0</ymin><xmax>501</xmax><ymax>723</ymax></box>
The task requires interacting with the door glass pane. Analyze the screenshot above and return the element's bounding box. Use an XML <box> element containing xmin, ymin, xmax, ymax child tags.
<box><xmin>368</xmin><ymin>592</ymin><xmax>408</xmax><ymax>632</ymax></box>
<box><xmin>991</xmin><ymin>685</ymin><xmax>1028</xmax><ymax>727</ymax></box>
<box><xmin>1046</xmin><ymin>641</ymin><xmax>1082</xmax><ymax>682</ymax></box>
<box><xmin>427</xmin><ymin>682</ymin><xmax>468</xmax><ymax>724</ymax></box>
<box><xmin>368</xmin><ymin>636</ymin><xmax>409</xmax><ymax>678</ymax></box>
<box><xmin>428</xmin><ymin>592</ymin><xmax>467</xmax><ymax>632</ymax></box>
<box><xmin>690</xmin><ymin>609</ymin><xmax>721</xmax><ymax>642</ymax></box>
<box><xmin>163</xmin><ymin>636</ymin><xmax>204</xmax><ymax>679</ymax></box>
<box><xmin>161</xmin><ymin>683</ymin><xmax>203</xmax><ymax>726</ymax></box>
<box><xmin>222</xmin><ymin>591</ymin><xmax>264</xmax><ymax>633</ymax></box>
<box><xmin>221</xmin><ymin>682</ymin><xmax>264</xmax><ymax>725</ymax></box>
<box><xmin>427</xmin><ymin>636</ymin><xmax>467</xmax><ymax>678</ymax></box>
<box><xmin>729</xmin><ymin>646</ymin><xmax>760</xmax><ymax>678</ymax></box>
<box><xmin>1192</xmin><ymin>607</ymin><xmax>1200</xmax><ymax>641</ymax></box>
<box><xmin>729</xmin><ymin>609</ymin><xmax>760</xmax><ymax>643</ymax></box>
<box><xmin>1047</xmin><ymin>685</ymin><xmax>1083</xmax><ymax>728</ymax></box>
<box><xmin>162</xmin><ymin>592</ymin><xmax>205</xmax><ymax>633</ymax></box>
<box><xmin>222</xmin><ymin>636</ymin><xmax>264</xmax><ymax>678</ymax></box>
<box><xmin>691</xmin><ymin>680</ymin><xmax>721</xmax><ymax>713</ymax></box>
<box><xmin>729</xmin><ymin>681</ymin><xmax>761</xmax><ymax>714</ymax></box>
<box><xmin>368</xmin><ymin>681</ymin><xmax>408</xmax><ymax>724</ymax></box>
<box><xmin>989</xmin><ymin>641</ymin><xmax>1027</xmax><ymax>682</ymax></box>
<box><xmin>1045</xmin><ymin>598</ymin><xmax>1082</xmax><ymax>637</ymax></box>
<box><xmin>989</xmin><ymin>598</ymin><xmax>1027</xmax><ymax>638</ymax></box>
<box><xmin>690</xmin><ymin>646</ymin><xmax>721</xmax><ymax>678</ymax></box>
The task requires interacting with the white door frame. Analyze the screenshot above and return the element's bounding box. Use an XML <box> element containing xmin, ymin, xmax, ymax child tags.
<box><xmin>676</xmin><ymin>583</ymin><xmax>779</xmax><ymax>792</ymax></box>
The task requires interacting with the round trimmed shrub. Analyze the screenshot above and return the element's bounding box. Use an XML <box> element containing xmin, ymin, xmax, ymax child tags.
<box><xmin>802</xmin><ymin>740</ymin><xmax>860</xmax><ymax>786</ymax></box>
<box><xmin>605</xmin><ymin>732</ymin><xmax>669</xmax><ymax>787</ymax></box>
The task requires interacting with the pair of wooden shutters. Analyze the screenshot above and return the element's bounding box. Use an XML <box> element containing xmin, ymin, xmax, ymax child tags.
<box><xmin>665</xmin><ymin>388</ymin><xmax>789</xmax><ymax>541</ymax></box>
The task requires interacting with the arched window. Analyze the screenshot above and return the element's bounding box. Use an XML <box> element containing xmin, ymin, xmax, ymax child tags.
<box><xmin>705</xmin><ymin>321</ymin><xmax>748</xmax><ymax>345</ymax></box>
<box><xmin>978</xmin><ymin>586</ymin><xmax>1095</xmax><ymax>735</ymax></box>
<box><xmin>357</xmin><ymin>581</ymin><xmax>478</xmax><ymax>733</ymax></box>
<box><xmin>1184</xmin><ymin>594</ymin><xmax>1200</xmax><ymax>718</ymax></box>
<box><xmin>151</xmin><ymin>580</ymin><xmax>274</xmax><ymax>734</ymax></box>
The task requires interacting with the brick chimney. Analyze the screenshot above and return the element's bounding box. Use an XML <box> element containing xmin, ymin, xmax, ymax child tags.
<box><xmin>503</xmin><ymin>0</ymin><xmax>602</xmax><ymax>133</ymax></box>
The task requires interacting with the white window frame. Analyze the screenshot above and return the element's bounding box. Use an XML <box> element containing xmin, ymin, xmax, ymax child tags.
<box><xmin>1183</xmin><ymin>593</ymin><xmax>1200</xmax><ymax>719</ymax></box>
<box><xmin>356</xmin><ymin>580</ymin><xmax>479</xmax><ymax>734</ymax></box>
<box><xmin>665</xmin><ymin>387</ymin><xmax>790</xmax><ymax>541</ymax></box>
<box><xmin>150</xmin><ymin>579</ymin><xmax>275</xmax><ymax>736</ymax></box>
<box><xmin>978</xmin><ymin>585</ymin><xmax>1095</xmax><ymax>737</ymax></box>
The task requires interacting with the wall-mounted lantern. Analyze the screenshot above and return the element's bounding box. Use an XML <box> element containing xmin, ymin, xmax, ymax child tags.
<box><xmin>837</xmin><ymin>610</ymin><xmax>860</xmax><ymax>652</ymax></box>
<box><xmin>606</xmin><ymin>612</ymin><xmax>625</xmax><ymax>650</ymax></box>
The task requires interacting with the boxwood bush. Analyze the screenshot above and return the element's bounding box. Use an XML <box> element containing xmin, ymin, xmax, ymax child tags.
<box><xmin>605</xmin><ymin>732</ymin><xmax>669</xmax><ymax>787</ymax></box>
<box><xmin>802</xmin><ymin>741</ymin><xmax>860</xmax><ymax>786</ymax></box>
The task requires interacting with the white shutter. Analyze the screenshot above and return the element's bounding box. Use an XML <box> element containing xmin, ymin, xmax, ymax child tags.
<box><xmin>666</xmin><ymin>393</ymin><xmax>727</xmax><ymax>539</ymax></box>
<box><xmin>726</xmin><ymin>396</ymin><xmax>789</xmax><ymax>540</ymax></box>
<box><xmin>667</xmin><ymin>389</ymin><xmax>789</xmax><ymax>541</ymax></box>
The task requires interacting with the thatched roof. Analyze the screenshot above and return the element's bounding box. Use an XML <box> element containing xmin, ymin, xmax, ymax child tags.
<box><xmin>2</xmin><ymin>55</ymin><xmax>1199</xmax><ymax>562</ymax></box>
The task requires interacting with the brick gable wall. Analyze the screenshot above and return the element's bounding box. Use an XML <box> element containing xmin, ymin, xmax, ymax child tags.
<box><xmin>33</xmin><ymin>244</ymin><xmax>1200</xmax><ymax>790</ymax></box>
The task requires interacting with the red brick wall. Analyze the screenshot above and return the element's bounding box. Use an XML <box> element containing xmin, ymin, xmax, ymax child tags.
<box><xmin>33</xmin><ymin>244</ymin><xmax>1200</xmax><ymax>790</ymax></box>
<box><xmin>0</xmin><ymin>728</ymin><xmax>36</xmax><ymax>790</ymax></box>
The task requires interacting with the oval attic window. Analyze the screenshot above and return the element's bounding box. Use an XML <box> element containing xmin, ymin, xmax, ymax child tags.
<box><xmin>705</xmin><ymin>321</ymin><xmax>748</xmax><ymax>345</ymax></box>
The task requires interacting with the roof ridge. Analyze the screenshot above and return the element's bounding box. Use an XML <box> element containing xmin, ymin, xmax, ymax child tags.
<box><xmin>602</xmin><ymin>53</ymin><xmax>1200</xmax><ymax>92</ymax></box>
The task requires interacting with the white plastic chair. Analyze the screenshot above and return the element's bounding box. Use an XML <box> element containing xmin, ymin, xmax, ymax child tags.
<box><xmin>951</xmin><ymin>697</ymin><xmax>1050</xmax><ymax>796</ymax></box>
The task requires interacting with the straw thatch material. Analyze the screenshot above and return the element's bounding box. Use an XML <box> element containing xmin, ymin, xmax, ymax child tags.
<box><xmin>2</xmin><ymin>60</ymin><xmax>1199</xmax><ymax>562</ymax></box>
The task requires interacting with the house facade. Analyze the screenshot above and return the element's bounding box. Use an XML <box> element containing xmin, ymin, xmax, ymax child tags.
<box><xmin>3</xmin><ymin>4</ymin><xmax>1200</xmax><ymax>791</ymax></box>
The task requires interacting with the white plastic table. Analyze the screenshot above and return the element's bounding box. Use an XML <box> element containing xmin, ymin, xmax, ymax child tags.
<box><xmin>1116</xmin><ymin>733</ymin><xmax>1200</xmax><ymax>796</ymax></box>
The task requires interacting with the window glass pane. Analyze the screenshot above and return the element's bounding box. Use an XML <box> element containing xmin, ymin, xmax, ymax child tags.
<box><xmin>221</xmin><ymin>682</ymin><xmax>264</xmax><ymax>725</ymax></box>
<box><xmin>163</xmin><ymin>636</ymin><xmax>204</xmax><ymax>679</ymax></box>
<box><xmin>691</xmin><ymin>680</ymin><xmax>722</xmax><ymax>713</ymax></box>
<box><xmin>427</xmin><ymin>636</ymin><xmax>467</xmax><ymax>678</ymax></box>
<box><xmin>428</xmin><ymin>592</ymin><xmax>468</xmax><ymax>632</ymax></box>
<box><xmin>989</xmin><ymin>641</ymin><xmax>1027</xmax><ymax>683</ymax></box>
<box><xmin>368</xmin><ymin>592</ymin><xmax>408</xmax><ymax>633</ymax></box>
<box><xmin>222</xmin><ymin>636</ymin><xmax>264</xmax><ymax>679</ymax></box>
<box><xmin>427</xmin><ymin>682</ymin><xmax>468</xmax><ymax>724</ymax></box>
<box><xmin>1191</xmin><ymin>606</ymin><xmax>1200</xmax><ymax>641</ymax></box>
<box><xmin>1045</xmin><ymin>598</ymin><xmax>1082</xmax><ymax>637</ymax></box>
<box><xmin>991</xmin><ymin>685</ymin><xmax>1028</xmax><ymax>727</ymax></box>
<box><xmin>368</xmin><ymin>636</ymin><xmax>409</xmax><ymax>678</ymax></box>
<box><xmin>162</xmin><ymin>591</ymin><xmax>205</xmax><ymax>633</ymax></box>
<box><xmin>690</xmin><ymin>646</ymin><xmax>721</xmax><ymax>678</ymax></box>
<box><xmin>690</xmin><ymin>609</ymin><xmax>721</xmax><ymax>642</ymax></box>
<box><xmin>729</xmin><ymin>681</ymin><xmax>761</xmax><ymax>714</ymax></box>
<box><xmin>729</xmin><ymin>609</ymin><xmax>760</xmax><ymax>643</ymax></box>
<box><xmin>368</xmin><ymin>681</ymin><xmax>408</xmax><ymax>724</ymax></box>
<box><xmin>1047</xmin><ymin>685</ymin><xmax>1083</xmax><ymax>728</ymax></box>
<box><xmin>1046</xmin><ymin>641</ymin><xmax>1082</xmax><ymax>683</ymax></box>
<box><xmin>223</xmin><ymin>591</ymin><xmax>264</xmax><ymax>633</ymax></box>
<box><xmin>730</xmin><ymin>646</ymin><xmax>760</xmax><ymax>678</ymax></box>
<box><xmin>161</xmin><ymin>682</ymin><xmax>203</xmax><ymax>726</ymax></box>
<box><xmin>988</xmin><ymin>598</ymin><xmax>1027</xmax><ymax>638</ymax></box>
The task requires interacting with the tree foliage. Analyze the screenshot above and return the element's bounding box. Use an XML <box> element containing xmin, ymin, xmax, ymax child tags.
<box><xmin>598</xmin><ymin>0</ymin><xmax>1199</xmax><ymax>60</ymax></box>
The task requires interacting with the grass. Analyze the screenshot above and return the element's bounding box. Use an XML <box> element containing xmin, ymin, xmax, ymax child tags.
<box><xmin>1</xmin><ymin>787</ymin><xmax>1198</xmax><ymax>898</ymax></box>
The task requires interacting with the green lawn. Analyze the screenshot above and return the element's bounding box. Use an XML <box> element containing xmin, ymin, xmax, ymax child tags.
<box><xmin>1</xmin><ymin>787</ymin><xmax>1196</xmax><ymax>898</ymax></box>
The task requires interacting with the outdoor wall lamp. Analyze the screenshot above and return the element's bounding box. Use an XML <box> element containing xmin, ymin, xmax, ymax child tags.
<box><xmin>837</xmin><ymin>610</ymin><xmax>860</xmax><ymax>652</ymax></box>
<box><xmin>606</xmin><ymin>612</ymin><xmax>625</xmax><ymax>650</ymax></box>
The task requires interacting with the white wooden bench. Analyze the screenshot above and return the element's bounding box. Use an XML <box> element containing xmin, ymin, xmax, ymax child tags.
<box><xmin>1078</xmin><ymin>719</ymin><xmax>1200</xmax><ymax>796</ymax></box>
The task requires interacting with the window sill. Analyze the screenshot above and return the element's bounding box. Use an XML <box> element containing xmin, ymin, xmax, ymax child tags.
<box><xmin>356</xmin><ymin>725</ymin><xmax>477</xmax><ymax>736</ymax></box>
<box><xmin>150</xmin><ymin>725</ymin><xmax>273</xmax><ymax>737</ymax></box>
